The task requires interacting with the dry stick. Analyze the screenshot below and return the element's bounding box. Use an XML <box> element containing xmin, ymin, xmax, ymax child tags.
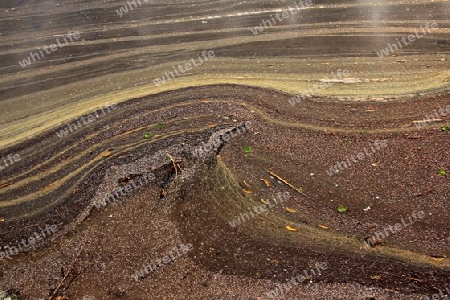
<box><xmin>265</xmin><ymin>170</ymin><xmax>306</xmax><ymax>197</ymax></box>
<box><xmin>167</xmin><ymin>153</ymin><xmax>178</xmax><ymax>180</ymax></box>
<box><xmin>49</xmin><ymin>243</ymin><xmax>85</xmax><ymax>300</ymax></box>
<box><xmin>62</xmin><ymin>262</ymin><xmax>94</xmax><ymax>295</ymax></box>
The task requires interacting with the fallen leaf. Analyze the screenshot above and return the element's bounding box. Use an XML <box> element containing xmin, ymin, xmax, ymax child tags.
<box><xmin>337</xmin><ymin>205</ymin><xmax>348</xmax><ymax>213</ymax></box>
<box><xmin>261</xmin><ymin>178</ymin><xmax>270</xmax><ymax>187</ymax></box>
<box><xmin>100</xmin><ymin>149</ymin><xmax>114</xmax><ymax>158</ymax></box>
<box><xmin>285</xmin><ymin>225</ymin><xmax>298</xmax><ymax>232</ymax></box>
<box><xmin>0</xmin><ymin>218</ymin><xmax>4</xmax><ymax>222</ymax></box>
<box><xmin>371</xmin><ymin>275</ymin><xmax>381</xmax><ymax>280</ymax></box>
<box><xmin>243</xmin><ymin>180</ymin><xmax>251</xmax><ymax>188</ymax></box>
<box><xmin>437</xmin><ymin>169</ymin><xmax>447</xmax><ymax>176</ymax></box>
<box><xmin>260</xmin><ymin>199</ymin><xmax>268</xmax><ymax>204</ymax></box>
<box><xmin>318</xmin><ymin>224</ymin><xmax>329</xmax><ymax>229</ymax></box>
<box><xmin>285</xmin><ymin>207</ymin><xmax>296</xmax><ymax>213</ymax></box>
<box><xmin>243</xmin><ymin>189</ymin><xmax>252</xmax><ymax>194</ymax></box>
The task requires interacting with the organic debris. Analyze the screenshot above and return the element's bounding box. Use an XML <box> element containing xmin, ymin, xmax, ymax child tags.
<box><xmin>285</xmin><ymin>225</ymin><xmax>298</xmax><ymax>232</ymax></box>
<box><xmin>266</xmin><ymin>170</ymin><xmax>305</xmax><ymax>196</ymax></box>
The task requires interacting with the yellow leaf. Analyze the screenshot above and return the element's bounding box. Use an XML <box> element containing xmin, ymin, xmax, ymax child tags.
<box><xmin>260</xmin><ymin>199</ymin><xmax>267</xmax><ymax>204</ymax></box>
<box><xmin>318</xmin><ymin>224</ymin><xmax>329</xmax><ymax>230</ymax></box>
<box><xmin>285</xmin><ymin>207</ymin><xmax>296</xmax><ymax>213</ymax></box>
<box><xmin>285</xmin><ymin>225</ymin><xmax>298</xmax><ymax>232</ymax></box>
<box><xmin>260</xmin><ymin>178</ymin><xmax>270</xmax><ymax>187</ymax></box>
<box><xmin>100</xmin><ymin>149</ymin><xmax>114</xmax><ymax>158</ymax></box>
<box><xmin>243</xmin><ymin>189</ymin><xmax>252</xmax><ymax>194</ymax></box>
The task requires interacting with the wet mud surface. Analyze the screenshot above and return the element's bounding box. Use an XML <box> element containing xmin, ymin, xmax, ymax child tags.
<box><xmin>0</xmin><ymin>0</ymin><xmax>449</xmax><ymax>299</ymax></box>
<box><xmin>0</xmin><ymin>85</ymin><xmax>449</xmax><ymax>299</ymax></box>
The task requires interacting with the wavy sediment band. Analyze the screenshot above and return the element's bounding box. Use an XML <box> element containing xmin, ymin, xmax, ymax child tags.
<box><xmin>0</xmin><ymin>84</ymin><xmax>449</xmax><ymax>294</ymax></box>
<box><xmin>1</xmin><ymin>0</ymin><xmax>449</xmax><ymax>297</ymax></box>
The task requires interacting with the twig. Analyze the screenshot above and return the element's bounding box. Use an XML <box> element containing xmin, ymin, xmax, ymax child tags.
<box><xmin>61</xmin><ymin>263</ymin><xmax>93</xmax><ymax>294</ymax></box>
<box><xmin>167</xmin><ymin>153</ymin><xmax>178</xmax><ymax>180</ymax></box>
<box><xmin>49</xmin><ymin>243</ymin><xmax>85</xmax><ymax>300</ymax></box>
<box><xmin>265</xmin><ymin>170</ymin><xmax>305</xmax><ymax>197</ymax></box>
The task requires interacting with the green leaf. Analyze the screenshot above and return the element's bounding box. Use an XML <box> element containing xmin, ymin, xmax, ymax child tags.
<box><xmin>144</xmin><ymin>132</ymin><xmax>152</xmax><ymax>139</ymax></box>
<box><xmin>297</xmin><ymin>186</ymin><xmax>303</xmax><ymax>193</ymax></box>
<box><xmin>243</xmin><ymin>146</ymin><xmax>252</xmax><ymax>154</ymax></box>
<box><xmin>441</xmin><ymin>126</ymin><xmax>450</xmax><ymax>132</ymax></box>
<box><xmin>437</xmin><ymin>169</ymin><xmax>447</xmax><ymax>176</ymax></box>
<box><xmin>156</xmin><ymin>123</ymin><xmax>164</xmax><ymax>129</ymax></box>
<box><xmin>337</xmin><ymin>205</ymin><xmax>347</xmax><ymax>213</ymax></box>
